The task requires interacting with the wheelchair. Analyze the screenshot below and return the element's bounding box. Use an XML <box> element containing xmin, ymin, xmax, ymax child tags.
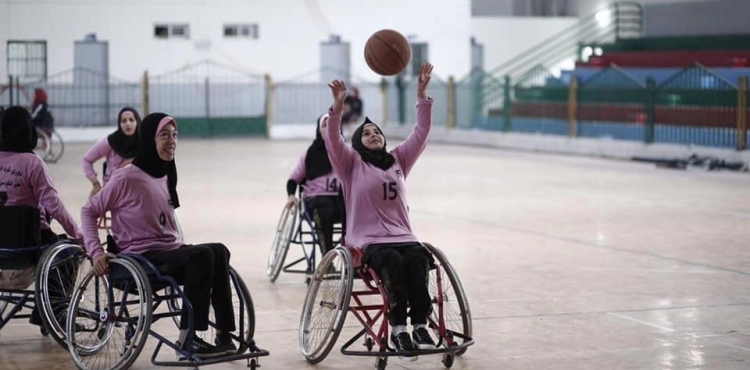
<box><xmin>298</xmin><ymin>243</ymin><xmax>474</xmax><ymax>370</ymax></box>
<box><xmin>33</xmin><ymin>126</ymin><xmax>65</xmax><ymax>164</ymax></box>
<box><xmin>267</xmin><ymin>188</ymin><xmax>343</xmax><ymax>284</ymax></box>
<box><xmin>65</xmin><ymin>216</ymin><xmax>268</xmax><ymax>370</ymax></box>
<box><xmin>0</xmin><ymin>205</ymin><xmax>87</xmax><ymax>348</ymax></box>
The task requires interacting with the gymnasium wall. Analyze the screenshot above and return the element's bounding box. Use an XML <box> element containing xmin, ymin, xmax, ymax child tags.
<box><xmin>0</xmin><ymin>0</ymin><xmax>472</xmax><ymax>82</ymax></box>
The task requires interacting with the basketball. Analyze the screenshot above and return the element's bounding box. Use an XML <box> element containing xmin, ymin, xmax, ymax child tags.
<box><xmin>364</xmin><ymin>29</ymin><xmax>411</xmax><ymax>76</ymax></box>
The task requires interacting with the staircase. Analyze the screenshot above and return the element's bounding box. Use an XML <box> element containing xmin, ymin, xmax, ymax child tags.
<box><xmin>472</xmin><ymin>1</ymin><xmax>644</xmax><ymax>111</ymax></box>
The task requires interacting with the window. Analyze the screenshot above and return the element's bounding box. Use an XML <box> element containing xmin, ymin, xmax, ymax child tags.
<box><xmin>154</xmin><ymin>24</ymin><xmax>190</xmax><ymax>39</ymax></box>
<box><xmin>6</xmin><ymin>41</ymin><xmax>47</xmax><ymax>81</ymax></box>
<box><xmin>223</xmin><ymin>24</ymin><xmax>259</xmax><ymax>39</ymax></box>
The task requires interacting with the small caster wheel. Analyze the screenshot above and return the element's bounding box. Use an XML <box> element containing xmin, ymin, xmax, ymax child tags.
<box><xmin>364</xmin><ymin>337</ymin><xmax>374</xmax><ymax>351</ymax></box>
<box><xmin>375</xmin><ymin>356</ymin><xmax>387</xmax><ymax>370</ymax></box>
<box><xmin>248</xmin><ymin>358</ymin><xmax>259</xmax><ymax>370</ymax></box>
<box><xmin>442</xmin><ymin>352</ymin><xmax>455</xmax><ymax>368</ymax></box>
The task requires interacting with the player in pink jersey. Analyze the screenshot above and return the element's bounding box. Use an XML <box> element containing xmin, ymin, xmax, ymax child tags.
<box><xmin>81</xmin><ymin>113</ymin><xmax>236</xmax><ymax>359</ymax></box>
<box><xmin>285</xmin><ymin>113</ymin><xmax>345</xmax><ymax>255</ymax></box>
<box><xmin>82</xmin><ymin>107</ymin><xmax>140</xmax><ymax>198</ymax></box>
<box><xmin>0</xmin><ymin>106</ymin><xmax>83</xmax><ymax>328</ymax></box>
<box><xmin>324</xmin><ymin>63</ymin><xmax>436</xmax><ymax>361</ymax></box>
<box><xmin>0</xmin><ymin>106</ymin><xmax>83</xmax><ymax>244</ymax></box>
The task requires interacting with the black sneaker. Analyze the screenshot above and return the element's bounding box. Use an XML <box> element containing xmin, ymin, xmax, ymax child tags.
<box><xmin>215</xmin><ymin>332</ymin><xmax>238</xmax><ymax>354</ymax></box>
<box><xmin>412</xmin><ymin>327</ymin><xmax>437</xmax><ymax>350</ymax></box>
<box><xmin>177</xmin><ymin>336</ymin><xmax>226</xmax><ymax>360</ymax></box>
<box><xmin>390</xmin><ymin>332</ymin><xmax>418</xmax><ymax>362</ymax></box>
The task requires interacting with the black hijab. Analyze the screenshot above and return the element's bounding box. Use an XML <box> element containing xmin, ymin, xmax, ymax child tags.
<box><xmin>0</xmin><ymin>106</ymin><xmax>38</xmax><ymax>153</ymax></box>
<box><xmin>107</xmin><ymin>107</ymin><xmax>141</xmax><ymax>158</ymax></box>
<box><xmin>351</xmin><ymin>117</ymin><xmax>395</xmax><ymax>171</ymax></box>
<box><xmin>305</xmin><ymin>114</ymin><xmax>333</xmax><ymax>180</ymax></box>
<box><xmin>132</xmin><ymin>112</ymin><xmax>180</xmax><ymax>209</ymax></box>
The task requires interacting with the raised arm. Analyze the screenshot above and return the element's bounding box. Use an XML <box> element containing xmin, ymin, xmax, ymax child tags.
<box><xmin>324</xmin><ymin>80</ymin><xmax>357</xmax><ymax>178</ymax></box>
<box><xmin>392</xmin><ymin>63</ymin><xmax>434</xmax><ymax>177</ymax></box>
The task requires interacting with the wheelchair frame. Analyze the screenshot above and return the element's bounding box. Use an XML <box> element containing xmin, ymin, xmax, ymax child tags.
<box><xmin>66</xmin><ymin>253</ymin><xmax>269</xmax><ymax>370</ymax></box>
<box><xmin>298</xmin><ymin>243</ymin><xmax>474</xmax><ymax>370</ymax></box>
<box><xmin>267</xmin><ymin>189</ymin><xmax>343</xmax><ymax>284</ymax></box>
<box><xmin>0</xmin><ymin>239</ymin><xmax>86</xmax><ymax>348</ymax></box>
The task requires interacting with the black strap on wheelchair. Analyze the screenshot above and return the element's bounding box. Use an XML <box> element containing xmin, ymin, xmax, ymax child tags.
<box><xmin>0</xmin><ymin>205</ymin><xmax>42</xmax><ymax>269</ymax></box>
<box><xmin>106</xmin><ymin>234</ymin><xmax>121</xmax><ymax>254</ymax></box>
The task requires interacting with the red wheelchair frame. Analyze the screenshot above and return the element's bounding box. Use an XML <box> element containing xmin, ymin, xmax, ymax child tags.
<box><xmin>299</xmin><ymin>243</ymin><xmax>473</xmax><ymax>370</ymax></box>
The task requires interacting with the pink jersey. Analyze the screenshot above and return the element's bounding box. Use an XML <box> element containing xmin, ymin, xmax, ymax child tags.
<box><xmin>82</xmin><ymin>137</ymin><xmax>127</xmax><ymax>183</ymax></box>
<box><xmin>81</xmin><ymin>165</ymin><xmax>182</xmax><ymax>259</ymax></box>
<box><xmin>0</xmin><ymin>151</ymin><xmax>82</xmax><ymax>240</ymax></box>
<box><xmin>289</xmin><ymin>152</ymin><xmax>341</xmax><ymax>198</ymax></box>
<box><xmin>324</xmin><ymin>98</ymin><xmax>433</xmax><ymax>249</ymax></box>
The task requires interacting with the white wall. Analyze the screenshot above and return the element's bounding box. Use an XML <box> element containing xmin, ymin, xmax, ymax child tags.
<box><xmin>0</xmin><ymin>0</ymin><xmax>471</xmax><ymax>83</ymax></box>
<box><xmin>471</xmin><ymin>17</ymin><xmax>578</xmax><ymax>74</ymax></box>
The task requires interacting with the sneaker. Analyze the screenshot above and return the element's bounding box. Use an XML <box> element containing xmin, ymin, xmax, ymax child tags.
<box><xmin>176</xmin><ymin>336</ymin><xmax>226</xmax><ymax>360</ymax></box>
<box><xmin>390</xmin><ymin>332</ymin><xmax>418</xmax><ymax>362</ymax></box>
<box><xmin>215</xmin><ymin>332</ymin><xmax>238</xmax><ymax>354</ymax></box>
<box><xmin>412</xmin><ymin>327</ymin><xmax>437</xmax><ymax>350</ymax></box>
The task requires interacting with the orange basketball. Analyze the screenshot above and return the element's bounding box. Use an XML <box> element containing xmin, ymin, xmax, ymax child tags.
<box><xmin>364</xmin><ymin>29</ymin><xmax>411</xmax><ymax>76</ymax></box>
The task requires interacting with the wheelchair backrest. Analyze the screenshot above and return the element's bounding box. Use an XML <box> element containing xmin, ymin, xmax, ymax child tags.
<box><xmin>0</xmin><ymin>205</ymin><xmax>42</xmax><ymax>269</ymax></box>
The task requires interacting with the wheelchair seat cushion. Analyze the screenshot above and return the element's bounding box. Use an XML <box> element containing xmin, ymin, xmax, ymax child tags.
<box><xmin>0</xmin><ymin>265</ymin><xmax>35</xmax><ymax>290</ymax></box>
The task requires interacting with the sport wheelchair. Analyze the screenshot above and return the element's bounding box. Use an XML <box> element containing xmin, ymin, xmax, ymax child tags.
<box><xmin>298</xmin><ymin>243</ymin><xmax>474</xmax><ymax>370</ymax></box>
<box><xmin>64</xmin><ymin>216</ymin><xmax>268</xmax><ymax>370</ymax></box>
<box><xmin>0</xmin><ymin>205</ymin><xmax>87</xmax><ymax>348</ymax></box>
<box><xmin>34</xmin><ymin>127</ymin><xmax>65</xmax><ymax>164</ymax></box>
<box><xmin>267</xmin><ymin>188</ymin><xmax>343</xmax><ymax>284</ymax></box>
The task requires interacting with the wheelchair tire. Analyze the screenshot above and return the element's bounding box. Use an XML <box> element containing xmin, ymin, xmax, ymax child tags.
<box><xmin>46</xmin><ymin>130</ymin><xmax>65</xmax><ymax>164</ymax></box>
<box><xmin>164</xmin><ymin>266</ymin><xmax>257</xmax><ymax>355</ymax></box>
<box><xmin>267</xmin><ymin>205</ymin><xmax>298</xmax><ymax>282</ymax></box>
<box><xmin>229</xmin><ymin>268</ymin><xmax>256</xmax><ymax>354</ymax></box>
<box><xmin>424</xmin><ymin>243</ymin><xmax>473</xmax><ymax>357</ymax></box>
<box><xmin>33</xmin><ymin>128</ymin><xmax>52</xmax><ymax>161</ymax></box>
<box><xmin>67</xmin><ymin>255</ymin><xmax>153</xmax><ymax>370</ymax></box>
<box><xmin>34</xmin><ymin>241</ymin><xmax>87</xmax><ymax>349</ymax></box>
<box><xmin>298</xmin><ymin>247</ymin><xmax>353</xmax><ymax>364</ymax></box>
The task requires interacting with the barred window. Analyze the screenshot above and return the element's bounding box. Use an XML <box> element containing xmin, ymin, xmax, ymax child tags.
<box><xmin>7</xmin><ymin>41</ymin><xmax>47</xmax><ymax>81</ymax></box>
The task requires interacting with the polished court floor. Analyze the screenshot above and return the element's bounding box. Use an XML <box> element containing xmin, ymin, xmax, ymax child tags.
<box><xmin>1</xmin><ymin>138</ymin><xmax>749</xmax><ymax>370</ymax></box>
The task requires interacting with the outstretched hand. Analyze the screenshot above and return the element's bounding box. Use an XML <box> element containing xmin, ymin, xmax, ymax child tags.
<box><xmin>328</xmin><ymin>80</ymin><xmax>347</xmax><ymax>111</ymax></box>
<box><xmin>417</xmin><ymin>63</ymin><xmax>434</xmax><ymax>100</ymax></box>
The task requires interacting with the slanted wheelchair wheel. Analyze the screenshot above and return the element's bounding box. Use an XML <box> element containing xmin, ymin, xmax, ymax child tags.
<box><xmin>34</xmin><ymin>128</ymin><xmax>52</xmax><ymax>161</ymax></box>
<box><xmin>46</xmin><ymin>130</ymin><xmax>65</xmax><ymax>163</ymax></box>
<box><xmin>171</xmin><ymin>267</ymin><xmax>257</xmax><ymax>354</ymax></box>
<box><xmin>228</xmin><ymin>268</ymin><xmax>256</xmax><ymax>354</ymax></box>
<box><xmin>35</xmin><ymin>241</ymin><xmax>88</xmax><ymax>349</ymax></box>
<box><xmin>267</xmin><ymin>205</ymin><xmax>298</xmax><ymax>282</ymax></box>
<box><xmin>424</xmin><ymin>243</ymin><xmax>472</xmax><ymax>356</ymax></box>
<box><xmin>298</xmin><ymin>247</ymin><xmax>353</xmax><ymax>364</ymax></box>
<box><xmin>67</xmin><ymin>256</ymin><xmax>153</xmax><ymax>370</ymax></box>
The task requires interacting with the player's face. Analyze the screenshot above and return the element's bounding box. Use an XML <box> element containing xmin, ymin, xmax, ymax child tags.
<box><xmin>361</xmin><ymin>123</ymin><xmax>384</xmax><ymax>151</ymax></box>
<box><xmin>319</xmin><ymin>116</ymin><xmax>329</xmax><ymax>139</ymax></box>
<box><xmin>156</xmin><ymin>124</ymin><xmax>177</xmax><ymax>161</ymax></box>
<box><xmin>120</xmin><ymin>111</ymin><xmax>138</xmax><ymax>136</ymax></box>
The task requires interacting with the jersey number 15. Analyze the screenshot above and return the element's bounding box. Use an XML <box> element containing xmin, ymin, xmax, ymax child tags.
<box><xmin>382</xmin><ymin>182</ymin><xmax>398</xmax><ymax>200</ymax></box>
